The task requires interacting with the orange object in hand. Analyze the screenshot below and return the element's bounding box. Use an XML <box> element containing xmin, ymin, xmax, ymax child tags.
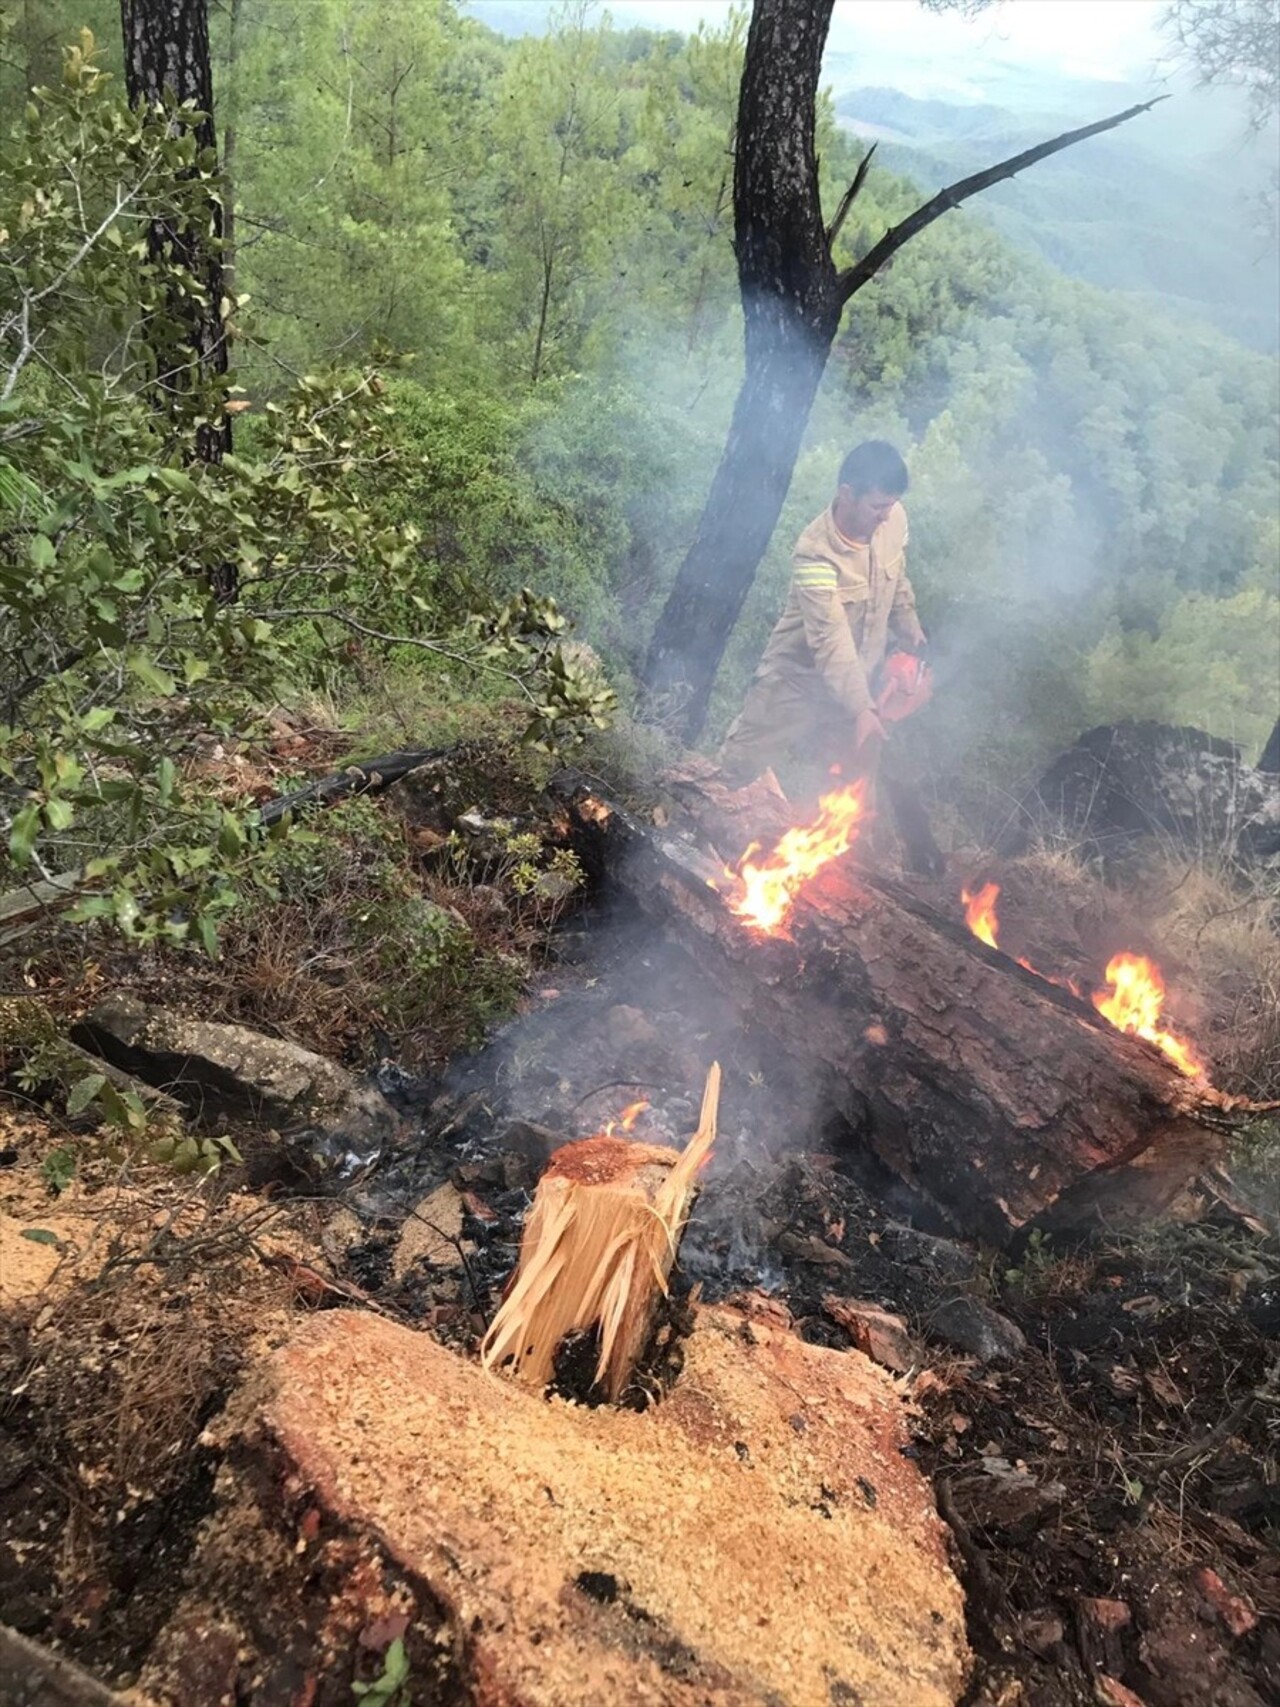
<box><xmin>876</xmin><ymin>651</ymin><xmax>933</xmax><ymax>723</ymax></box>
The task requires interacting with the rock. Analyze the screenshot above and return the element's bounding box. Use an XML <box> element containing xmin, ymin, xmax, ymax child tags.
<box><xmin>1193</xmin><ymin>1567</ymin><xmax>1258</xmax><ymax>1639</ymax></box>
<box><xmin>176</xmin><ymin>1305</ymin><xmax>969</xmax><ymax>1707</ymax></box>
<box><xmin>946</xmin><ymin>1462</ymin><xmax>1065</xmax><ymax>1543</ymax></box>
<box><xmin>392</xmin><ymin>1182</ymin><xmax>466</xmax><ymax>1280</ymax></box>
<box><xmin>0</xmin><ymin>996</ymin><xmax>182</xmax><ymax>1127</ymax></box>
<box><xmin>604</xmin><ymin>1003</ymin><xmax>658</xmax><ymax>1052</ymax></box>
<box><xmin>927</xmin><ymin>1297</ymin><xmax>1027</xmax><ymax>1363</ymax></box>
<box><xmin>497</xmin><ymin>1117</ymin><xmax>562</xmax><ymax>1172</ymax></box>
<box><xmin>71</xmin><ymin>995</ymin><xmax>400</xmax><ymax>1158</ymax></box>
<box><xmin>882</xmin><ymin>1223</ymin><xmax>979</xmax><ymax>1284</ymax></box>
<box><xmin>823</xmin><ymin>1295</ymin><xmax>920</xmax><ymax>1374</ymax></box>
<box><xmin>999</xmin><ymin>721</ymin><xmax>1280</xmax><ymax>865</ymax></box>
<box><xmin>1076</xmin><ymin>1596</ymin><xmax>1132</xmax><ymax>1678</ymax></box>
<box><xmin>1016</xmin><ymin>1610</ymin><xmax>1065</xmax><ymax>1659</ymax></box>
<box><xmin>1097</xmin><ymin>1679</ymin><xmax>1148</xmax><ymax>1707</ymax></box>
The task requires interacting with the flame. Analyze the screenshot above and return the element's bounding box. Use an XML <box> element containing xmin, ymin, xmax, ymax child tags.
<box><xmin>602</xmin><ymin>1100</ymin><xmax>650</xmax><ymax>1137</ymax></box>
<box><xmin>961</xmin><ymin>881</ymin><xmax>1001</xmax><ymax>950</ymax></box>
<box><xmin>720</xmin><ymin>780</ymin><xmax>867</xmax><ymax>934</ymax></box>
<box><xmin>960</xmin><ymin>889</ymin><xmax>1202</xmax><ymax>1077</ymax></box>
<box><xmin>1092</xmin><ymin>953</ymin><xmax>1203</xmax><ymax>1079</ymax></box>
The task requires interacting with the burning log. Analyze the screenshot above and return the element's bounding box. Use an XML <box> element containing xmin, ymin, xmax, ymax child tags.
<box><xmin>482</xmin><ymin>1065</ymin><xmax>720</xmax><ymax>1400</ymax></box>
<box><xmin>559</xmin><ymin>770</ymin><xmax>1227</xmax><ymax>1247</ymax></box>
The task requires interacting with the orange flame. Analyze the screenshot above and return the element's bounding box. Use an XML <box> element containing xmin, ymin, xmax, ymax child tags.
<box><xmin>961</xmin><ymin>881</ymin><xmax>1001</xmax><ymax>950</ymax></box>
<box><xmin>720</xmin><ymin>780</ymin><xmax>867</xmax><ymax>934</ymax></box>
<box><xmin>1092</xmin><ymin>953</ymin><xmax>1203</xmax><ymax>1079</ymax></box>
<box><xmin>602</xmin><ymin>1100</ymin><xmax>650</xmax><ymax>1137</ymax></box>
<box><xmin>960</xmin><ymin>889</ymin><xmax>1202</xmax><ymax>1078</ymax></box>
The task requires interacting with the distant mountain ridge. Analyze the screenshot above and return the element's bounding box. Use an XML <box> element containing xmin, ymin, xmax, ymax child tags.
<box><xmin>836</xmin><ymin>85</ymin><xmax>1279</xmax><ymax>352</ymax></box>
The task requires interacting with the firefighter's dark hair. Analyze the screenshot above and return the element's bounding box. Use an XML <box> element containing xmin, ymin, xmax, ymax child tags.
<box><xmin>838</xmin><ymin>440</ymin><xmax>908</xmax><ymax>496</ymax></box>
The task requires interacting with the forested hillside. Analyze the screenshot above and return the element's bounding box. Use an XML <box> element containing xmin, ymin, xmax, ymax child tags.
<box><xmin>3</xmin><ymin>0</ymin><xmax>1277</xmax><ymax>821</ymax></box>
<box><xmin>836</xmin><ymin>83</ymin><xmax>1280</xmax><ymax>352</ymax></box>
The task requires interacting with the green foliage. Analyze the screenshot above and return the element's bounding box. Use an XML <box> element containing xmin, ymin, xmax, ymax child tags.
<box><xmin>39</xmin><ymin>1144</ymin><xmax>75</xmax><ymax>1194</ymax></box>
<box><xmin>0</xmin><ymin>29</ymin><xmax>614</xmax><ymax>952</ymax></box>
<box><xmin>1084</xmin><ymin>583</ymin><xmax>1280</xmax><ymax>757</ymax></box>
<box><xmin>352</xmin><ymin>1638</ymin><xmax>412</xmax><ymax>1707</ymax></box>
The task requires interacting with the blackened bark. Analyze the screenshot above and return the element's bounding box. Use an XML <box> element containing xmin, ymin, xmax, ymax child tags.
<box><xmin>643</xmin><ymin>0</ymin><xmax>840</xmax><ymax>734</ymax></box>
<box><xmin>1259</xmin><ymin>717</ymin><xmax>1280</xmax><ymax>774</ymax></box>
<box><xmin>642</xmin><ymin>0</ymin><xmax>1159</xmax><ymax>742</ymax></box>
<box><xmin>120</xmin><ymin>0</ymin><xmax>233</xmax><ymax>570</ymax></box>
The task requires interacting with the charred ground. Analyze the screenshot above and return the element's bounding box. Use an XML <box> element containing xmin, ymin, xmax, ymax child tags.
<box><xmin>0</xmin><ymin>728</ymin><xmax>1277</xmax><ymax>1707</ymax></box>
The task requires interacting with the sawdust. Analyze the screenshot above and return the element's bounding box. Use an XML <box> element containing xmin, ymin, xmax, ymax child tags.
<box><xmin>392</xmin><ymin>1180</ymin><xmax>466</xmax><ymax>1280</ymax></box>
<box><xmin>257</xmin><ymin>1304</ymin><xmax>969</xmax><ymax>1706</ymax></box>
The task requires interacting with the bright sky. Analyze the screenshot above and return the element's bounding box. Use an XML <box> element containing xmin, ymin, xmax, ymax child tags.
<box><xmin>616</xmin><ymin>0</ymin><xmax>1170</xmax><ymax>84</ymax></box>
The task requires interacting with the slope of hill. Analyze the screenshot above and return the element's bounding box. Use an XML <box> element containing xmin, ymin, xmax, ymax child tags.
<box><xmin>836</xmin><ymin>84</ymin><xmax>1279</xmax><ymax>352</ymax></box>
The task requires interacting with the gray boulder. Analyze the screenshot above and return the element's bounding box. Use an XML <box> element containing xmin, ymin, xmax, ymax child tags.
<box><xmin>1000</xmin><ymin>721</ymin><xmax>1280</xmax><ymax>865</ymax></box>
<box><xmin>71</xmin><ymin>994</ymin><xmax>401</xmax><ymax>1162</ymax></box>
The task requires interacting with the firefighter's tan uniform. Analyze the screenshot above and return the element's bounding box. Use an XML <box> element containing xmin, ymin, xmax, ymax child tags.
<box><xmin>720</xmin><ymin>500</ymin><xmax>925</xmax><ymax>786</ymax></box>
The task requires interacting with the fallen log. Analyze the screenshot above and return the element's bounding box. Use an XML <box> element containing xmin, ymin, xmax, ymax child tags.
<box><xmin>558</xmin><ymin>771</ymin><xmax>1224</xmax><ymax>1246</ymax></box>
<box><xmin>482</xmin><ymin>1064</ymin><xmax>719</xmax><ymax>1400</ymax></box>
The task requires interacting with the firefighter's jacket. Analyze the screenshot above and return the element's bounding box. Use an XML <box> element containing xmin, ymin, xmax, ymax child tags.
<box><xmin>752</xmin><ymin>502</ymin><xmax>925</xmax><ymax>718</ymax></box>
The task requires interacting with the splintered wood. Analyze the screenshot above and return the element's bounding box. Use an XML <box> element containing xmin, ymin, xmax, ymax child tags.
<box><xmin>481</xmin><ymin>1064</ymin><xmax>720</xmax><ymax>1401</ymax></box>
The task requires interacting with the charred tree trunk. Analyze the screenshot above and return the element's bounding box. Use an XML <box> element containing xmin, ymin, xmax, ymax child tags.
<box><xmin>560</xmin><ymin>771</ymin><xmax>1224</xmax><ymax>1247</ymax></box>
<box><xmin>1258</xmin><ymin>716</ymin><xmax>1280</xmax><ymax>775</ymax></box>
<box><xmin>643</xmin><ymin>0</ymin><xmax>839</xmax><ymax>736</ymax></box>
<box><xmin>642</xmin><ymin>0</ymin><xmax>1161</xmax><ymax>741</ymax></box>
<box><xmin>121</xmin><ymin>0</ymin><xmax>234</xmax><ymax>595</ymax></box>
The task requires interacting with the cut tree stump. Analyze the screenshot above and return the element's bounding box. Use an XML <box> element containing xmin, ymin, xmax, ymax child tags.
<box><xmin>557</xmin><ymin>768</ymin><xmax>1225</xmax><ymax>1246</ymax></box>
<box><xmin>168</xmin><ymin>1304</ymin><xmax>968</xmax><ymax>1706</ymax></box>
<box><xmin>482</xmin><ymin>1065</ymin><xmax>720</xmax><ymax>1400</ymax></box>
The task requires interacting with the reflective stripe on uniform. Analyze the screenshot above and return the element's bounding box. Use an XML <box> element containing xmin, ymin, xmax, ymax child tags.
<box><xmin>793</xmin><ymin>561</ymin><xmax>837</xmax><ymax>588</ymax></box>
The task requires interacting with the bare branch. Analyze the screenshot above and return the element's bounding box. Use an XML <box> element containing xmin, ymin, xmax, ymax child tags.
<box><xmin>258</xmin><ymin>607</ymin><xmax>541</xmax><ymax>702</ymax></box>
<box><xmin>824</xmin><ymin>143</ymin><xmax>876</xmax><ymax>250</ymax></box>
<box><xmin>838</xmin><ymin>98</ymin><xmax>1167</xmax><ymax>305</ymax></box>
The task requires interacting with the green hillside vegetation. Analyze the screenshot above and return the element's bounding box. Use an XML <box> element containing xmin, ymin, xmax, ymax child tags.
<box><xmin>2</xmin><ymin>0</ymin><xmax>1277</xmax><ymax>921</ymax></box>
<box><xmin>836</xmin><ymin>84</ymin><xmax>1280</xmax><ymax>353</ymax></box>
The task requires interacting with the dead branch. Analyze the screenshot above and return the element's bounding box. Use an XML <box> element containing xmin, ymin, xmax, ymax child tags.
<box><xmin>825</xmin><ymin>142</ymin><xmax>877</xmax><ymax>248</ymax></box>
<box><xmin>838</xmin><ymin>98</ymin><xmax>1167</xmax><ymax>304</ymax></box>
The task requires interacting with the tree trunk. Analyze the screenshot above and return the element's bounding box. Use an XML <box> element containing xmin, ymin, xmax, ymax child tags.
<box><xmin>643</xmin><ymin>0</ymin><xmax>840</xmax><ymax>732</ymax></box>
<box><xmin>120</xmin><ymin>0</ymin><xmax>233</xmax><ymax>497</ymax></box>
<box><xmin>1258</xmin><ymin>716</ymin><xmax>1280</xmax><ymax>775</ymax></box>
<box><xmin>559</xmin><ymin>769</ymin><xmax>1225</xmax><ymax>1247</ymax></box>
<box><xmin>642</xmin><ymin>0</ymin><xmax>1161</xmax><ymax>742</ymax></box>
<box><xmin>643</xmin><ymin>316</ymin><xmax>836</xmax><ymax>733</ymax></box>
<box><xmin>220</xmin><ymin>0</ymin><xmax>243</xmax><ymax>308</ymax></box>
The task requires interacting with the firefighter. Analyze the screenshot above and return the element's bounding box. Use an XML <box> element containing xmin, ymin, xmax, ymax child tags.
<box><xmin>718</xmin><ymin>439</ymin><xmax>943</xmax><ymax>871</ymax></box>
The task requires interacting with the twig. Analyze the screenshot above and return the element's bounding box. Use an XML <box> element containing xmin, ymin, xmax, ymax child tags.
<box><xmin>824</xmin><ymin>143</ymin><xmax>876</xmax><ymax>248</ymax></box>
<box><xmin>1149</xmin><ymin>1353</ymin><xmax>1280</xmax><ymax>1477</ymax></box>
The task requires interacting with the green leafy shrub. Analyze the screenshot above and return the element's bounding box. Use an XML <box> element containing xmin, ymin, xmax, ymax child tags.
<box><xmin>0</xmin><ymin>33</ymin><xmax>614</xmax><ymax>956</ymax></box>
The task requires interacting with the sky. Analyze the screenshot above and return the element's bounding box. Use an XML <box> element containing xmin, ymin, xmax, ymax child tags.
<box><xmin>605</xmin><ymin>0</ymin><xmax>1172</xmax><ymax>88</ymax></box>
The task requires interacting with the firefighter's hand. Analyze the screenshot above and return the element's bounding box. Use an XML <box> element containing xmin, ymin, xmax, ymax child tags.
<box><xmin>855</xmin><ymin>708</ymin><xmax>887</xmax><ymax>751</ymax></box>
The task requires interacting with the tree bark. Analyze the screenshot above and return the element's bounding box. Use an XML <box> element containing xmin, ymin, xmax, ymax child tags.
<box><xmin>1258</xmin><ymin>716</ymin><xmax>1280</xmax><ymax>775</ymax></box>
<box><xmin>642</xmin><ymin>0</ymin><xmax>1160</xmax><ymax>741</ymax></box>
<box><xmin>120</xmin><ymin>0</ymin><xmax>233</xmax><ymax>544</ymax></box>
<box><xmin>643</xmin><ymin>0</ymin><xmax>840</xmax><ymax>733</ymax></box>
<box><xmin>559</xmin><ymin>769</ymin><xmax>1224</xmax><ymax>1247</ymax></box>
<box><xmin>220</xmin><ymin>0</ymin><xmax>244</xmax><ymax>308</ymax></box>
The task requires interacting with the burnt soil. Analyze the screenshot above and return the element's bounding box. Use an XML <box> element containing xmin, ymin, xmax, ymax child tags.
<box><xmin>2</xmin><ymin>825</ymin><xmax>1278</xmax><ymax>1705</ymax></box>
